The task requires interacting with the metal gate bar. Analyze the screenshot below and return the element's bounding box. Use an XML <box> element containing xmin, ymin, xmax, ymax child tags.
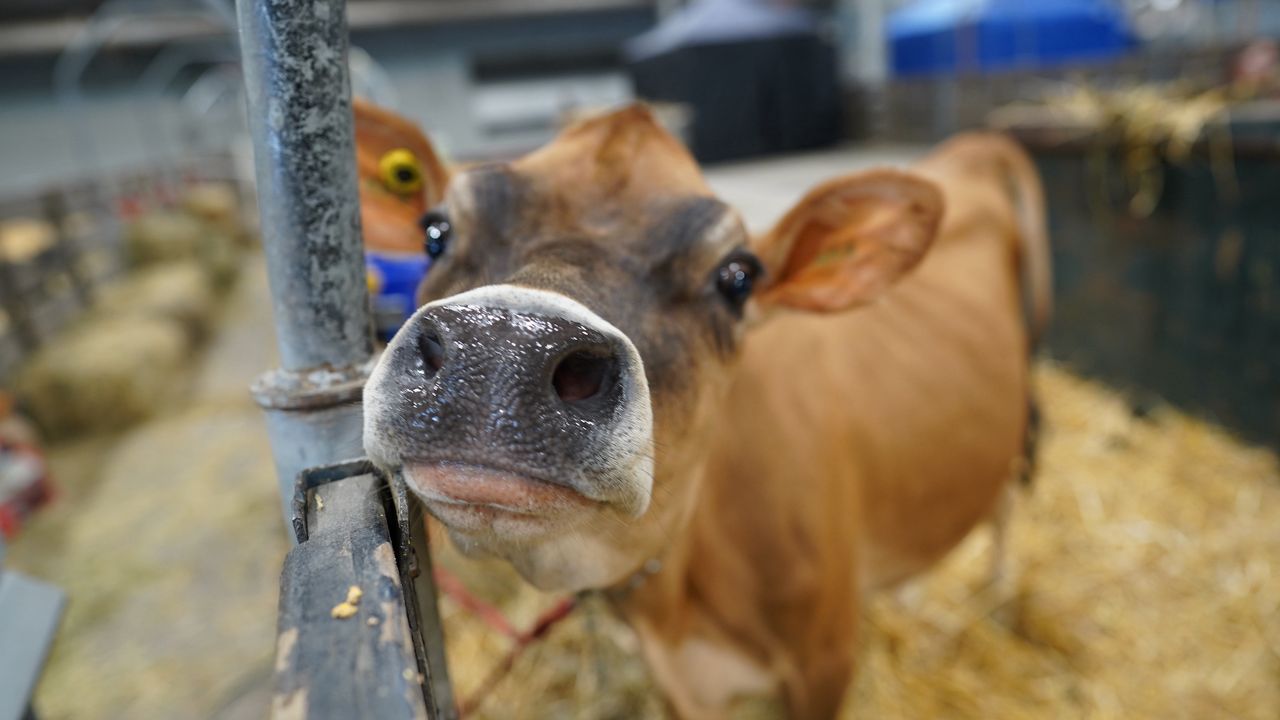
<box><xmin>235</xmin><ymin>0</ymin><xmax>374</xmax><ymax>532</ymax></box>
<box><xmin>233</xmin><ymin>0</ymin><xmax>454</xmax><ymax>716</ymax></box>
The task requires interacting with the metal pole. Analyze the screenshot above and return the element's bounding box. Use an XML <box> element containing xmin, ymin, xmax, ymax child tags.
<box><xmin>236</xmin><ymin>0</ymin><xmax>375</xmax><ymax>533</ymax></box>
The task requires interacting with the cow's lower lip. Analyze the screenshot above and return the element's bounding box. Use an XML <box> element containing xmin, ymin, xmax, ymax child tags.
<box><xmin>402</xmin><ymin>462</ymin><xmax>598</xmax><ymax>520</ymax></box>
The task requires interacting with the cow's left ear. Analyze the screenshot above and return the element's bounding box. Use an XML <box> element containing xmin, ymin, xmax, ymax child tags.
<box><xmin>750</xmin><ymin>169</ymin><xmax>943</xmax><ymax>313</ymax></box>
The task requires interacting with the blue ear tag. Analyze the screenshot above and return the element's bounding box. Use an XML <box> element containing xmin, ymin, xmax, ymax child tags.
<box><xmin>366</xmin><ymin>251</ymin><xmax>431</xmax><ymax>342</ymax></box>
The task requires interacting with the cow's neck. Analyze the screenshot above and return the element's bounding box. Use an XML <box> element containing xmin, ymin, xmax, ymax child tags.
<box><xmin>612</xmin><ymin>332</ymin><xmax>869</xmax><ymax>655</ymax></box>
<box><xmin>605</xmin><ymin>455</ymin><xmax>800</xmax><ymax>715</ymax></box>
<box><xmin>610</xmin><ymin>450</ymin><xmax>789</xmax><ymax>631</ymax></box>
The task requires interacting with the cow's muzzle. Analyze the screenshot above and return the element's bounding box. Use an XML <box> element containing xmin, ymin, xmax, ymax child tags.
<box><xmin>363</xmin><ymin>284</ymin><xmax>654</xmax><ymax>528</ymax></box>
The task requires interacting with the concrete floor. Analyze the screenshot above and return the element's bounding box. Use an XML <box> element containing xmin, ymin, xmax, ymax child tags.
<box><xmin>5</xmin><ymin>146</ymin><xmax>926</xmax><ymax>719</ymax></box>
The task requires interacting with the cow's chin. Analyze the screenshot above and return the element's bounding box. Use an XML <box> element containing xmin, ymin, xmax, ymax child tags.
<box><xmin>404</xmin><ymin>463</ymin><xmax>641</xmax><ymax>592</ymax></box>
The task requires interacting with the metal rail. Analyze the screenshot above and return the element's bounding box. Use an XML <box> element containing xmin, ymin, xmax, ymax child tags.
<box><xmin>133</xmin><ymin>43</ymin><xmax>242</xmax><ymax>197</ymax></box>
<box><xmin>236</xmin><ymin>0</ymin><xmax>375</xmax><ymax>531</ymax></box>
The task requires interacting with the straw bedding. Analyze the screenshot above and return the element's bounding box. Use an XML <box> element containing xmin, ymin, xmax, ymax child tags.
<box><xmin>16</xmin><ymin>405</ymin><xmax>286</xmax><ymax>719</ymax></box>
<box><xmin>437</xmin><ymin>363</ymin><xmax>1280</xmax><ymax>719</ymax></box>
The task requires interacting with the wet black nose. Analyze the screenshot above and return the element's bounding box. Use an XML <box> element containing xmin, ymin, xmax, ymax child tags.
<box><xmin>551</xmin><ymin>350</ymin><xmax>616</xmax><ymax>405</ymax></box>
<box><xmin>412</xmin><ymin>303</ymin><xmax>626</xmax><ymax>423</ymax></box>
<box><xmin>417</xmin><ymin>330</ymin><xmax>446</xmax><ymax>376</ymax></box>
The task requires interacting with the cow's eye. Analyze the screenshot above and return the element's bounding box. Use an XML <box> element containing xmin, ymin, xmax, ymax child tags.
<box><xmin>420</xmin><ymin>211</ymin><xmax>451</xmax><ymax>260</ymax></box>
<box><xmin>714</xmin><ymin>252</ymin><xmax>762</xmax><ymax>311</ymax></box>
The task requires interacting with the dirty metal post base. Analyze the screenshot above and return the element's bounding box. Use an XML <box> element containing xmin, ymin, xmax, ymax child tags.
<box><xmin>251</xmin><ymin>361</ymin><xmax>373</xmax><ymax>536</ymax></box>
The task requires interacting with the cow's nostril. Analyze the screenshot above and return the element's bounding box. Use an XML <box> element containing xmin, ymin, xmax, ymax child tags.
<box><xmin>418</xmin><ymin>330</ymin><xmax>445</xmax><ymax>376</ymax></box>
<box><xmin>552</xmin><ymin>350</ymin><xmax>616</xmax><ymax>404</ymax></box>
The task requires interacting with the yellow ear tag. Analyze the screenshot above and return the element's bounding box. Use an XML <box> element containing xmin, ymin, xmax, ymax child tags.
<box><xmin>378</xmin><ymin>148</ymin><xmax>424</xmax><ymax>195</ymax></box>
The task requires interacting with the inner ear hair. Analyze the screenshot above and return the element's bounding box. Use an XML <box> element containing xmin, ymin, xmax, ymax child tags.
<box><xmin>747</xmin><ymin>169</ymin><xmax>943</xmax><ymax>313</ymax></box>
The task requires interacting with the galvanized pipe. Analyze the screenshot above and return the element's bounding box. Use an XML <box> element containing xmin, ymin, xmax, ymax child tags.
<box><xmin>236</xmin><ymin>0</ymin><xmax>372</xmax><ymax>371</ymax></box>
<box><xmin>236</xmin><ymin>0</ymin><xmax>375</xmax><ymax>532</ymax></box>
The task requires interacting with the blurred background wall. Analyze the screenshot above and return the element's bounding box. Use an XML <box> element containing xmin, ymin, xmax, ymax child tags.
<box><xmin>0</xmin><ymin>0</ymin><xmax>657</xmax><ymax>195</ymax></box>
<box><xmin>2</xmin><ymin>0</ymin><xmax>1277</xmax><ymax>195</ymax></box>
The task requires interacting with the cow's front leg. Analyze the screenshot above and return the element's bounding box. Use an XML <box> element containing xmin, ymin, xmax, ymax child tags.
<box><xmin>631</xmin><ymin>614</ymin><xmax>780</xmax><ymax>720</ymax></box>
<box><xmin>632</xmin><ymin>612</ymin><xmax>857</xmax><ymax>719</ymax></box>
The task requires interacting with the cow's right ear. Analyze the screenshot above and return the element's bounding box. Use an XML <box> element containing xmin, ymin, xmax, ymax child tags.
<box><xmin>353</xmin><ymin>99</ymin><xmax>450</xmax><ymax>254</ymax></box>
<box><xmin>749</xmin><ymin>169</ymin><xmax>943</xmax><ymax>314</ymax></box>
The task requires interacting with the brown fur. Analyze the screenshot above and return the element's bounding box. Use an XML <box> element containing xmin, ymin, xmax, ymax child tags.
<box><xmin>359</xmin><ymin>108</ymin><xmax>1051</xmax><ymax>718</ymax></box>
<box><xmin>623</xmin><ymin>132</ymin><xmax>1050</xmax><ymax>718</ymax></box>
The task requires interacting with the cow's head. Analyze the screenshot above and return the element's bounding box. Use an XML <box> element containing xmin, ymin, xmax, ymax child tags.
<box><xmin>354</xmin><ymin>99</ymin><xmax>450</xmax><ymax>254</ymax></box>
<box><xmin>364</xmin><ymin>105</ymin><xmax>943</xmax><ymax>591</ymax></box>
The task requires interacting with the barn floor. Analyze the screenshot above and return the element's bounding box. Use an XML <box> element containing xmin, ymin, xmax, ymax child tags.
<box><xmin>8</xmin><ymin>146</ymin><xmax>1280</xmax><ymax>719</ymax></box>
<box><xmin>8</xmin><ymin>254</ymin><xmax>287</xmax><ymax>720</ymax></box>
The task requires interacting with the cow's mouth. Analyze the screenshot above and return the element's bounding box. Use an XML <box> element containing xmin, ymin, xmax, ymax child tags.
<box><xmin>403</xmin><ymin>462</ymin><xmax>600</xmax><ymax>535</ymax></box>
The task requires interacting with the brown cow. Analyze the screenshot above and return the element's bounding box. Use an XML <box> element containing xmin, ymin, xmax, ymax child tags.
<box><xmin>363</xmin><ymin>105</ymin><xmax>1051</xmax><ymax>718</ymax></box>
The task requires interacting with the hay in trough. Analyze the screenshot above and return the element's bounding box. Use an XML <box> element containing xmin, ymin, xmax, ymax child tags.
<box><xmin>181</xmin><ymin>183</ymin><xmax>240</xmax><ymax>228</ymax></box>
<box><xmin>16</xmin><ymin>317</ymin><xmax>193</xmax><ymax>439</ymax></box>
<box><xmin>989</xmin><ymin>83</ymin><xmax>1233</xmax><ymax>160</ymax></box>
<box><xmin>124</xmin><ymin>211</ymin><xmax>205</xmax><ymax>266</ymax></box>
<box><xmin>181</xmin><ymin>183</ymin><xmax>255</xmax><ymax>288</ymax></box>
<box><xmin>989</xmin><ymin>82</ymin><xmax>1242</xmax><ymax>218</ymax></box>
<box><xmin>436</xmin><ymin>363</ymin><xmax>1280</xmax><ymax>719</ymax></box>
<box><xmin>0</xmin><ymin>218</ymin><xmax>56</xmax><ymax>263</ymax></box>
<box><xmin>124</xmin><ymin>210</ymin><xmax>241</xmax><ymax>290</ymax></box>
<box><xmin>93</xmin><ymin>261</ymin><xmax>217</xmax><ymax>343</ymax></box>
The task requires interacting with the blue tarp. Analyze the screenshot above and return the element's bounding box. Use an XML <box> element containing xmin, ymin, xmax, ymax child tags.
<box><xmin>888</xmin><ymin>0</ymin><xmax>1136</xmax><ymax>76</ymax></box>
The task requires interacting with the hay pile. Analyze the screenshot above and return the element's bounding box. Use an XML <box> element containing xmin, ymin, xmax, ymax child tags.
<box><xmin>15</xmin><ymin>317</ymin><xmax>192</xmax><ymax>439</ymax></box>
<box><xmin>125</xmin><ymin>211</ymin><xmax>207</xmax><ymax>266</ymax></box>
<box><xmin>17</xmin><ymin>258</ymin><xmax>221</xmax><ymax>438</ymax></box>
<box><xmin>181</xmin><ymin>182</ymin><xmax>255</xmax><ymax>288</ymax></box>
<box><xmin>989</xmin><ymin>82</ymin><xmax>1243</xmax><ymax>218</ymax></box>
<box><xmin>125</xmin><ymin>184</ymin><xmax>249</xmax><ymax>290</ymax></box>
<box><xmin>0</xmin><ymin>218</ymin><xmax>56</xmax><ymax>263</ymax></box>
<box><xmin>436</xmin><ymin>363</ymin><xmax>1280</xmax><ymax>719</ymax></box>
<box><xmin>93</xmin><ymin>261</ymin><xmax>217</xmax><ymax>343</ymax></box>
<box><xmin>990</xmin><ymin>83</ymin><xmax>1233</xmax><ymax>159</ymax></box>
<box><xmin>182</xmin><ymin>182</ymin><xmax>249</xmax><ymax>241</ymax></box>
<box><xmin>125</xmin><ymin>211</ymin><xmax>239</xmax><ymax>290</ymax></box>
<box><xmin>14</xmin><ymin>184</ymin><xmax>255</xmax><ymax>440</ymax></box>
